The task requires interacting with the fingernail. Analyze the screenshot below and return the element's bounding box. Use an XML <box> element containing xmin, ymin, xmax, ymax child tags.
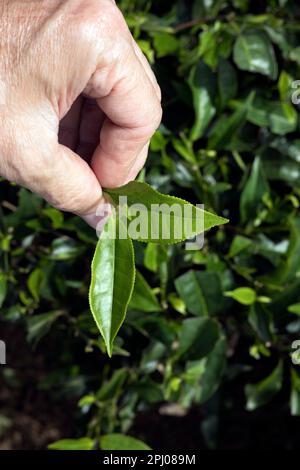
<box><xmin>81</xmin><ymin>202</ymin><xmax>112</xmax><ymax>236</ymax></box>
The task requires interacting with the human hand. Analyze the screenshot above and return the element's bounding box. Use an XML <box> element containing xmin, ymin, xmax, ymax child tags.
<box><xmin>0</xmin><ymin>0</ymin><xmax>162</xmax><ymax>227</ymax></box>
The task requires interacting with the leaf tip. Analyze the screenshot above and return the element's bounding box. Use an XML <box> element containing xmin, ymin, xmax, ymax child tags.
<box><xmin>106</xmin><ymin>342</ymin><xmax>113</xmax><ymax>358</ymax></box>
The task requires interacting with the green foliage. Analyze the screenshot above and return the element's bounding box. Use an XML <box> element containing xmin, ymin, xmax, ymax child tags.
<box><xmin>48</xmin><ymin>438</ymin><xmax>95</xmax><ymax>451</ymax></box>
<box><xmin>89</xmin><ymin>216</ymin><xmax>136</xmax><ymax>357</ymax></box>
<box><xmin>0</xmin><ymin>274</ymin><xmax>7</xmax><ymax>308</ymax></box>
<box><xmin>225</xmin><ymin>286</ymin><xmax>257</xmax><ymax>305</ymax></box>
<box><xmin>245</xmin><ymin>360</ymin><xmax>284</xmax><ymax>411</ymax></box>
<box><xmin>2</xmin><ymin>0</ymin><xmax>300</xmax><ymax>450</ymax></box>
<box><xmin>105</xmin><ymin>181</ymin><xmax>226</xmax><ymax>243</ymax></box>
<box><xmin>90</xmin><ymin>182</ymin><xmax>225</xmax><ymax>355</ymax></box>
<box><xmin>233</xmin><ymin>31</ymin><xmax>278</xmax><ymax>79</ymax></box>
<box><xmin>100</xmin><ymin>434</ymin><xmax>151</xmax><ymax>451</ymax></box>
<box><xmin>129</xmin><ymin>270</ymin><xmax>161</xmax><ymax>312</ymax></box>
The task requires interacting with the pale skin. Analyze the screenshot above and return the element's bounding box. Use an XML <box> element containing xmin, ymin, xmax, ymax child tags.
<box><xmin>0</xmin><ymin>0</ymin><xmax>162</xmax><ymax>227</ymax></box>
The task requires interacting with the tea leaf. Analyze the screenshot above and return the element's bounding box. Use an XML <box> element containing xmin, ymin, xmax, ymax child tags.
<box><xmin>129</xmin><ymin>270</ymin><xmax>161</xmax><ymax>312</ymax></box>
<box><xmin>100</xmin><ymin>434</ymin><xmax>151</xmax><ymax>451</ymax></box>
<box><xmin>234</xmin><ymin>31</ymin><xmax>278</xmax><ymax>79</ymax></box>
<box><xmin>0</xmin><ymin>275</ymin><xmax>7</xmax><ymax>308</ymax></box>
<box><xmin>105</xmin><ymin>181</ymin><xmax>228</xmax><ymax>244</ymax></box>
<box><xmin>89</xmin><ymin>216</ymin><xmax>135</xmax><ymax>357</ymax></box>
<box><xmin>245</xmin><ymin>361</ymin><xmax>283</xmax><ymax>411</ymax></box>
<box><xmin>48</xmin><ymin>438</ymin><xmax>94</xmax><ymax>450</ymax></box>
<box><xmin>225</xmin><ymin>287</ymin><xmax>257</xmax><ymax>306</ymax></box>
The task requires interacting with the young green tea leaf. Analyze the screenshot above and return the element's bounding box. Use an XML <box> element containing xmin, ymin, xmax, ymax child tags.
<box><xmin>225</xmin><ymin>287</ymin><xmax>257</xmax><ymax>306</ymax></box>
<box><xmin>48</xmin><ymin>438</ymin><xmax>95</xmax><ymax>450</ymax></box>
<box><xmin>228</xmin><ymin>235</ymin><xmax>252</xmax><ymax>258</ymax></box>
<box><xmin>288</xmin><ymin>303</ymin><xmax>300</xmax><ymax>316</ymax></box>
<box><xmin>89</xmin><ymin>216</ymin><xmax>135</xmax><ymax>357</ymax></box>
<box><xmin>100</xmin><ymin>433</ymin><xmax>151</xmax><ymax>451</ymax></box>
<box><xmin>105</xmin><ymin>181</ymin><xmax>228</xmax><ymax>244</ymax></box>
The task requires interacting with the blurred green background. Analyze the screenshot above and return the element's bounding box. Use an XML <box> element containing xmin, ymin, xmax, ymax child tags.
<box><xmin>2</xmin><ymin>0</ymin><xmax>300</xmax><ymax>450</ymax></box>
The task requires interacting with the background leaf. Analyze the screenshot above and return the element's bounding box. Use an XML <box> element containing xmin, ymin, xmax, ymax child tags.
<box><xmin>0</xmin><ymin>275</ymin><xmax>7</xmax><ymax>308</ymax></box>
<box><xmin>188</xmin><ymin>60</ymin><xmax>216</xmax><ymax>141</ymax></box>
<box><xmin>240</xmin><ymin>156</ymin><xmax>269</xmax><ymax>224</ymax></box>
<box><xmin>129</xmin><ymin>270</ymin><xmax>161</xmax><ymax>312</ymax></box>
<box><xmin>48</xmin><ymin>438</ymin><xmax>94</xmax><ymax>451</ymax></box>
<box><xmin>225</xmin><ymin>287</ymin><xmax>257</xmax><ymax>306</ymax></box>
<box><xmin>234</xmin><ymin>31</ymin><xmax>278</xmax><ymax>79</ymax></box>
<box><xmin>245</xmin><ymin>361</ymin><xmax>283</xmax><ymax>411</ymax></box>
<box><xmin>175</xmin><ymin>270</ymin><xmax>223</xmax><ymax>316</ymax></box>
<box><xmin>100</xmin><ymin>434</ymin><xmax>151</xmax><ymax>451</ymax></box>
<box><xmin>176</xmin><ymin>318</ymin><xmax>220</xmax><ymax>360</ymax></box>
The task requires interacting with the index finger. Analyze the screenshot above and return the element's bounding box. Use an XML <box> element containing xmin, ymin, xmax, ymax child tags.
<box><xmin>85</xmin><ymin>27</ymin><xmax>162</xmax><ymax>188</ymax></box>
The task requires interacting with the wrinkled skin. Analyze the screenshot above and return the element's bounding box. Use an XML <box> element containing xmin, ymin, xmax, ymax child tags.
<box><xmin>0</xmin><ymin>0</ymin><xmax>162</xmax><ymax>227</ymax></box>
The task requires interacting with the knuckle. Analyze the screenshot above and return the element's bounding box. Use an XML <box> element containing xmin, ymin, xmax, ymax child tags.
<box><xmin>157</xmin><ymin>84</ymin><xmax>162</xmax><ymax>103</ymax></box>
<box><xmin>133</xmin><ymin>101</ymin><xmax>162</xmax><ymax>142</ymax></box>
<box><xmin>99</xmin><ymin>1</ymin><xmax>129</xmax><ymax>36</ymax></box>
<box><xmin>75</xmin><ymin>0</ymin><xmax>129</xmax><ymax>44</ymax></box>
<box><xmin>154</xmin><ymin>101</ymin><xmax>163</xmax><ymax>128</ymax></box>
<box><xmin>146</xmin><ymin>101</ymin><xmax>163</xmax><ymax>135</ymax></box>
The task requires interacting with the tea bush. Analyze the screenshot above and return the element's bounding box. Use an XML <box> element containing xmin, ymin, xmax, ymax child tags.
<box><xmin>1</xmin><ymin>0</ymin><xmax>300</xmax><ymax>450</ymax></box>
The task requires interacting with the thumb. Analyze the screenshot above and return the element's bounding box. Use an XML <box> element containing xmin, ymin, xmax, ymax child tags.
<box><xmin>43</xmin><ymin>144</ymin><xmax>105</xmax><ymax>227</ymax></box>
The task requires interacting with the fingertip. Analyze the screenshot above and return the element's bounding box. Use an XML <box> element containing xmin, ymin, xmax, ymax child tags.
<box><xmin>80</xmin><ymin>196</ymin><xmax>112</xmax><ymax>232</ymax></box>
